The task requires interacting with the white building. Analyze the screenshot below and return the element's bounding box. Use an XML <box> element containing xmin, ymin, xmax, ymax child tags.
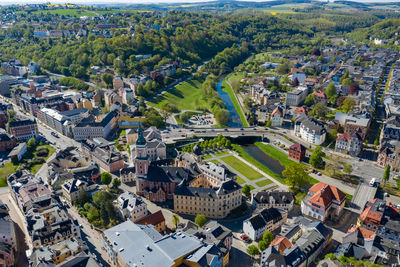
<box><xmin>294</xmin><ymin>117</ymin><xmax>326</xmax><ymax>145</ymax></box>
<box><xmin>270</xmin><ymin>105</ymin><xmax>284</xmax><ymax>127</ymax></box>
<box><xmin>117</xmin><ymin>192</ymin><xmax>147</xmax><ymax>222</ymax></box>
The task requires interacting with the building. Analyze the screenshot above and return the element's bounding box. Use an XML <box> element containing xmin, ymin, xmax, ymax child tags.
<box><xmin>377</xmin><ymin>142</ymin><xmax>400</xmax><ymax>170</ymax></box>
<box><xmin>0</xmin><ymin>242</ymin><xmax>14</xmax><ymax>267</ymax></box>
<box><xmin>251</xmin><ymin>191</ymin><xmax>294</xmax><ymax>211</ymax></box>
<box><xmin>136</xmin><ymin>210</ymin><xmax>166</xmax><ymax>233</ymax></box>
<box><xmin>294</xmin><ymin>117</ymin><xmax>326</xmax><ymax>145</ymax></box>
<box><xmin>288</xmin><ymin>143</ymin><xmax>306</xmax><ymax>162</ymax></box>
<box><xmin>314</xmin><ymin>90</ymin><xmax>327</xmax><ymax>104</ymax></box>
<box><xmin>61</xmin><ymin>179</ymin><xmax>96</xmax><ymax>203</ymax></box>
<box><xmin>243</xmin><ymin>207</ymin><xmax>287</xmax><ymax>241</ymax></box>
<box><xmin>260</xmin><ymin>244</ymin><xmax>306</xmax><ymax>267</ymax></box>
<box><xmin>117</xmin><ymin>192</ymin><xmax>147</xmax><ymax>222</ymax></box>
<box><xmin>8</xmin><ymin>142</ymin><xmax>27</xmax><ymax>162</ymax></box>
<box><xmin>301</xmin><ymin>182</ymin><xmax>346</xmax><ymax>222</ymax></box>
<box><xmin>81</xmin><ymin>138</ymin><xmax>124</xmax><ymax>173</ymax></box>
<box><xmin>183</xmin><ymin>220</ymin><xmax>233</xmax><ymax>267</ymax></box>
<box><xmin>174</xmin><ymin>180</ymin><xmax>242</xmax><ymax>219</ymax></box>
<box><xmin>0</xmin><ymin>133</ymin><xmax>16</xmax><ymax>153</ymax></box>
<box><xmin>103</xmin><ymin>221</ymin><xmax>223</xmax><ymax>267</ymax></box>
<box><xmin>335</xmin><ymin>130</ymin><xmax>363</xmax><ymax>157</ymax></box>
<box><xmin>8</xmin><ymin>119</ymin><xmax>38</xmax><ymax>141</ymax></box>
<box><xmin>335</xmin><ymin>113</ymin><xmax>371</xmax><ymax>140</ymax></box>
<box><xmin>72</xmin><ymin>111</ymin><xmax>118</xmax><ymax>141</ymax></box>
<box><xmin>120</xmin><ymin>166</ymin><xmax>135</xmax><ymax>184</ymax></box>
<box><xmin>286</xmin><ymin>86</ymin><xmax>309</xmax><ymax>106</ymax></box>
<box><xmin>270</xmin><ymin>105</ymin><xmax>284</xmax><ymax>127</ymax></box>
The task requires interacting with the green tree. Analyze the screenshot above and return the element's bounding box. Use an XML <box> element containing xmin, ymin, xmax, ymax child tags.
<box><xmin>112</xmin><ymin>178</ymin><xmax>121</xmax><ymax>189</ymax></box>
<box><xmin>172</xmin><ymin>214</ymin><xmax>180</xmax><ymax>229</ymax></box>
<box><xmin>325</xmin><ymin>83</ymin><xmax>336</xmax><ymax>98</ymax></box>
<box><xmin>341</xmin><ymin>98</ymin><xmax>356</xmax><ymax>113</ymax></box>
<box><xmin>101</xmin><ymin>73</ymin><xmax>113</xmax><ymax>88</ymax></box>
<box><xmin>262</xmin><ymin>231</ymin><xmax>274</xmax><ymax>246</ymax></box>
<box><xmin>87</xmin><ymin>206</ymin><xmax>100</xmax><ymax>222</ymax></box>
<box><xmin>266</xmin><ymin>120</ymin><xmax>272</xmax><ymax>127</ymax></box>
<box><xmin>27</xmin><ymin>137</ymin><xmax>36</xmax><ymax>151</ymax></box>
<box><xmin>309</xmin><ymin>103</ymin><xmax>329</xmax><ymax>119</ymax></box>
<box><xmin>76</xmin><ymin>190</ymin><xmax>90</xmax><ymax>207</ymax></box>
<box><xmin>101</xmin><ymin>172</ymin><xmax>112</xmax><ymax>186</ymax></box>
<box><xmin>304</xmin><ymin>94</ymin><xmax>316</xmax><ymax>107</ymax></box>
<box><xmin>383</xmin><ymin>165</ymin><xmax>390</xmax><ymax>184</ymax></box>
<box><xmin>247</xmin><ymin>245</ymin><xmax>259</xmax><ymax>257</ymax></box>
<box><xmin>195</xmin><ymin>214</ymin><xmax>207</xmax><ymax>227</ymax></box>
<box><xmin>282</xmin><ymin>162</ymin><xmax>309</xmax><ymax>191</ymax></box>
<box><xmin>310</xmin><ymin>146</ymin><xmax>324</xmax><ymax>169</ymax></box>
<box><xmin>343</xmin><ymin>163</ymin><xmax>352</xmax><ymax>175</ymax></box>
<box><xmin>242</xmin><ymin>184</ymin><xmax>251</xmax><ymax>198</ymax></box>
<box><xmin>215</xmin><ymin>109</ymin><xmax>230</xmax><ymax>127</ymax></box>
<box><xmin>258</xmin><ymin>240</ymin><xmax>268</xmax><ymax>252</ymax></box>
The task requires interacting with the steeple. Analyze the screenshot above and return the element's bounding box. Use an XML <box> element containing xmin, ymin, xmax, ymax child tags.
<box><xmin>136</xmin><ymin>123</ymin><xmax>147</xmax><ymax>146</ymax></box>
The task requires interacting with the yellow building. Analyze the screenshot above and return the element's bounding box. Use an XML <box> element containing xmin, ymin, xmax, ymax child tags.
<box><xmin>174</xmin><ymin>179</ymin><xmax>242</xmax><ymax>219</ymax></box>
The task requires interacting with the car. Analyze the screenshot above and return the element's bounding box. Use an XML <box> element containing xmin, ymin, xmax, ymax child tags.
<box><xmin>253</xmin><ymin>128</ymin><xmax>257</xmax><ymax>130</ymax></box>
<box><xmin>358</xmin><ymin>158</ymin><xmax>363</xmax><ymax>162</ymax></box>
<box><xmin>317</xmin><ymin>172</ymin><xmax>322</xmax><ymax>176</ymax></box>
<box><xmin>384</xmin><ymin>192</ymin><xmax>390</xmax><ymax>197</ymax></box>
<box><xmin>224</xmin><ymin>128</ymin><xmax>228</xmax><ymax>131</ymax></box>
<box><xmin>240</xmin><ymin>234</ymin><xmax>248</xmax><ymax>240</ymax></box>
<box><xmin>240</xmin><ymin>128</ymin><xmax>244</xmax><ymax>131</ymax></box>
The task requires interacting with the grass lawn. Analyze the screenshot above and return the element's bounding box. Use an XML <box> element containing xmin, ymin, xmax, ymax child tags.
<box><xmin>147</xmin><ymin>79</ymin><xmax>210</xmax><ymax>111</ymax></box>
<box><xmin>249</xmin><ymin>185</ymin><xmax>256</xmax><ymax>191</ymax></box>
<box><xmin>236</xmin><ymin>177</ymin><xmax>246</xmax><ymax>185</ymax></box>
<box><xmin>29</xmin><ymin>145</ymin><xmax>56</xmax><ymax>174</ymax></box>
<box><xmin>232</xmin><ymin>144</ymin><xmax>286</xmax><ymax>184</ymax></box>
<box><xmin>254</xmin><ymin>142</ymin><xmax>293</xmax><ymax>167</ymax></box>
<box><xmin>295</xmin><ymin>192</ymin><xmax>307</xmax><ymax>205</ymax></box>
<box><xmin>221</xmin><ymin>76</ymin><xmax>248</xmax><ymax>127</ymax></box>
<box><xmin>0</xmin><ymin>162</ymin><xmax>17</xmax><ymax>182</ymax></box>
<box><xmin>209</xmin><ymin>159</ymin><xmax>221</xmax><ymax>164</ymax></box>
<box><xmin>255</xmin><ymin>179</ymin><xmax>273</xmax><ymax>187</ymax></box>
<box><xmin>220</xmin><ymin>155</ymin><xmax>263</xmax><ymax>180</ymax></box>
<box><xmin>346</xmin><ymin>193</ymin><xmax>353</xmax><ymax>201</ymax></box>
<box><xmin>215</xmin><ymin>150</ymin><xmax>229</xmax><ymax>157</ymax></box>
<box><xmin>202</xmin><ymin>154</ymin><xmax>213</xmax><ymax>160</ymax></box>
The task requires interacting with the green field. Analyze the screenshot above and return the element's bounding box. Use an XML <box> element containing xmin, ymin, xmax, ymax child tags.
<box><xmin>221</xmin><ymin>76</ymin><xmax>248</xmax><ymax>127</ymax></box>
<box><xmin>215</xmin><ymin>150</ymin><xmax>229</xmax><ymax>157</ymax></box>
<box><xmin>221</xmin><ymin>155</ymin><xmax>263</xmax><ymax>180</ymax></box>
<box><xmin>255</xmin><ymin>179</ymin><xmax>273</xmax><ymax>187</ymax></box>
<box><xmin>147</xmin><ymin>79</ymin><xmax>210</xmax><ymax>111</ymax></box>
<box><xmin>202</xmin><ymin>154</ymin><xmax>213</xmax><ymax>160</ymax></box>
<box><xmin>209</xmin><ymin>159</ymin><xmax>221</xmax><ymax>164</ymax></box>
<box><xmin>254</xmin><ymin>142</ymin><xmax>293</xmax><ymax>167</ymax></box>
<box><xmin>236</xmin><ymin>177</ymin><xmax>246</xmax><ymax>185</ymax></box>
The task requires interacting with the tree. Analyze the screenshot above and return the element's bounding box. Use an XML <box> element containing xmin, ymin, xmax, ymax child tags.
<box><xmin>277</xmin><ymin>62</ymin><xmax>289</xmax><ymax>74</ymax></box>
<box><xmin>282</xmin><ymin>162</ymin><xmax>309</xmax><ymax>191</ymax></box>
<box><xmin>242</xmin><ymin>184</ymin><xmax>251</xmax><ymax>198</ymax></box>
<box><xmin>101</xmin><ymin>73</ymin><xmax>113</xmax><ymax>88</ymax></box>
<box><xmin>101</xmin><ymin>172</ymin><xmax>112</xmax><ymax>186</ymax></box>
<box><xmin>325</xmin><ymin>83</ymin><xmax>337</xmax><ymax>98</ymax></box>
<box><xmin>383</xmin><ymin>165</ymin><xmax>390</xmax><ymax>184</ymax></box>
<box><xmin>87</xmin><ymin>206</ymin><xmax>99</xmax><ymax>222</ymax></box>
<box><xmin>309</xmin><ymin>103</ymin><xmax>329</xmax><ymax>119</ymax></box>
<box><xmin>343</xmin><ymin>163</ymin><xmax>352</xmax><ymax>175</ymax></box>
<box><xmin>172</xmin><ymin>214</ymin><xmax>180</xmax><ymax>229</ymax></box>
<box><xmin>258</xmin><ymin>240</ymin><xmax>268</xmax><ymax>252</ymax></box>
<box><xmin>27</xmin><ymin>137</ymin><xmax>36</xmax><ymax>151</ymax></box>
<box><xmin>112</xmin><ymin>178</ymin><xmax>121</xmax><ymax>189</ymax></box>
<box><xmin>304</xmin><ymin>94</ymin><xmax>316</xmax><ymax>107</ymax></box>
<box><xmin>77</xmin><ymin>191</ymin><xmax>90</xmax><ymax>207</ymax></box>
<box><xmin>341</xmin><ymin>98</ymin><xmax>356</xmax><ymax>113</ymax></box>
<box><xmin>195</xmin><ymin>214</ymin><xmax>207</xmax><ymax>227</ymax></box>
<box><xmin>266</xmin><ymin>120</ymin><xmax>272</xmax><ymax>127</ymax></box>
<box><xmin>310</xmin><ymin>146</ymin><xmax>325</xmax><ymax>169</ymax></box>
<box><xmin>215</xmin><ymin>109</ymin><xmax>230</xmax><ymax>126</ymax></box>
<box><xmin>247</xmin><ymin>245</ymin><xmax>259</xmax><ymax>257</ymax></box>
<box><xmin>262</xmin><ymin>231</ymin><xmax>274</xmax><ymax>246</ymax></box>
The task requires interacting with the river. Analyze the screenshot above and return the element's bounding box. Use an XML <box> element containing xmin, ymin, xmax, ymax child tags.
<box><xmin>216</xmin><ymin>81</ymin><xmax>242</xmax><ymax>127</ymax></box>
<box><xmin>241</xmin><ymin>143</ymin><xmax>285</xmax><ymax>178</ymax></box>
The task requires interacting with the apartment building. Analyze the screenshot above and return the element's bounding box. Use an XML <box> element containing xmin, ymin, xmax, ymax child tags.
<box><xmin>294</xmin><ymin>117</ymin><xmax>326</xmax><ymax>145</ymax></box>
<box><xmin>8</xmin><ymin>119</ymin><xmax>38</xmax><ymax>141</ymax></box>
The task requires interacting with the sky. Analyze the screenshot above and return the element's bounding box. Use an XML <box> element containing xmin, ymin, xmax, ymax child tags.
<box><xmin>0</xmin><ymin>0</ymin><xmax>397</xmax><ymax>5</ymax></box>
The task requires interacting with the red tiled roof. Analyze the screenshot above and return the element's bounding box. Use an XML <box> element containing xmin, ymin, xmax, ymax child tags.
<box><xmin>290</xmin><ymin>143</ymin><xmax>305</xmax><ymax>152</ymax></box>
<box><xmin>269</xmin><ymin>236</ymin><xmax>292</xmax><ymax>253</ymax></box>
<box><xmin>308</xmin><ymin>182</ymin><xmax>346</xmax><ymax>208</ymax></box>
<box><xmin>136</xmin><ymin>210</ymin><xmax>165</xmax><ymax>226</ymax></box>
<box><xmin>347</xmin><ymin>226</ymin><xmax>375</xmax><ymax>241</ymax></box>
<box><xmin>294</xmin><ymin>106</ymin><xmax>309</xmax><ymax>114</ymax></box>
<box><xmin>314</xmin><ymin>90</ymin><xmax>326</xmax><ymax>99</ymax></box>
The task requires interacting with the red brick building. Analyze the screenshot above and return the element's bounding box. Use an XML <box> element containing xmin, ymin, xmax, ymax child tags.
<box><xmin>8</xmin><ymin>119</ymin><xmax>38</xmax><ymax>141</ymax></box>
<box><xmin>289</xmin><ymin>143</ymin><xmax>306</xmax><ymax>162</ymax></box>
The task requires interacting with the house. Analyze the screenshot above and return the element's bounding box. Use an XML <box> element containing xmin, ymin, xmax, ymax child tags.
<box><xmin>0</xmin><ymin>242</ymin><xmax>14</xmax><ymax>267</ymax></box>
<box><xmin>0</xmin><ymin>133</ymin><xmax>15</xmax><ymax>153</ymax></box>
<box><xmin>270</xmin><ymin>105</ymin><xmax>284</xmax><ymax>127</ymax></box>
<box><xmin>136</xmin><ymin>210</ymin><xmax>166</xmax><ymax>233</ymax></box>
<box><xmin>61</xmin><ymin>179</ymin><xmax>96</xmax><ymax>203</ymax></box>
<box><xmin>294</xmin><ymin>117</ymin><xmax>326</xmax><ymax>145</ymax></box>
<box><xmin>289</xmin><ymin>143</ymin><xmax>306</xmax><ymax>162</ymax></box>
<box><xmin>243</xmin><ymin>207</ymin><xmax>287</xmax><ymax>241</ymax></box>
<box><xmin>8</xmin><ymin>142</ymin><xmax>26</xmax><ymax>162</ymax></box>
<box><xmin>269</xmin><ymin>236</ymin><xmax>292</xmax><ymax>254</ymax></box>
<box><xmin>117</xmin><ymin>192</ymin><xmax>147</xmax><ymax>222</ymax></box>
<box><xmin>120</xmin><ymin>166</ymin><xmax>135</xmax><ymax>183</ymax></box>
<box><xmin>377</xmin><ymin>142</ymin><xmax>400</xmax><ymax>170</ymax></box>
<box><xmin>183</xmin><ymin>220</ymin><xmax>233</xmax><ymax>267</ymax></box>
<box><xmin>8</xmin><ymin>119</ymin><xmax>38</xmax><ymax>141</ymax></box>
<box><xmin>381</xmin><ymin>116</ymin><xmax>400</xmax><ymax>143</ymax></box>
<box><xmin>301</xmin><ymin>182</ymin><xmax>346</xmax><ymax>222</ymax></box>
<box><xmin>251</xmin><ymin>191</ymin><xmax>294</xmax><ymax>211</ymax></box>
<box><xmin>103</xmin><ymin>221</ymin><xmax>223</xmax><ymax>267</ymax></box>
<box><xmin>314</xmin><ymin>90</ymin><xmax>327</xmax><ymax>104</ymax></box>
<box><xmin>335</xmin><ymin>113</ymin><xmax>371</xmax><ymax>140</ymax></box>
<box><xmin>260</xmin><ymin>245</ymin><xmax>306</xmax><ymax>267</ymax></box>
<box><xmin>335</xmin><ymin>130</ymin><xmax>363</xmax><ymax>157</ymax></box>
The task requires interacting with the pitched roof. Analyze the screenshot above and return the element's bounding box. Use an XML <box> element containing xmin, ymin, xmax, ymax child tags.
<box><xmin>307</xmin><ymin>182</ymin><xmax>346</xmax><ymax>208</ymax></box>
<box><xmin>136</xmin><ymin>210</ymin><xmax>165</xmax><ymax>226</ymax></box>
<box><xmin>289</xmin><ymin>143</ymin><xmax>305</xmax><ymax>152</ymax></box>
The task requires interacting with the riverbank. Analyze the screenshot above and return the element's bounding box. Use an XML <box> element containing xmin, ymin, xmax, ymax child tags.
<box><xmin>221</xmin><ymin>75</ymin><xmax>248</xmax><ymax>127</ymax></box>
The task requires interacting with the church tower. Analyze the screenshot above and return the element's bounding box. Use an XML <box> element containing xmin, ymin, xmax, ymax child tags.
<box><xmin>134</xmin><ymin>124</ymin><xmax>150</xmax><ymax>177</ymax></box>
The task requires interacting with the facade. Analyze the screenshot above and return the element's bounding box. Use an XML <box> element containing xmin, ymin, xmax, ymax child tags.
<box><xmin>0</xmin><ymin>133</ymin><xmax>16</xmax><ymax>153</ymax></box>
<box><xmin>301</xmin><ymin>182</ymin><xmax>346</xmax><ymax>222</ymax></box>
<box><xmin>335</xmin><ymin>112</ymin><xmax>371</xmax><ymax>140</ymax></box>
<box><xmin>294</xmin><ymin>117</ymin><xmax>326</xmax><ymax>145</ymax></box>
<box><xmin>72</xmin><ymin>111</ymin><xmax>118</xmax><ymax>141</ymax></box>
<box><xmin>270</xmin><ymin>106</ymin><xmax>284</xmax><ymax>127</ymax></box>
<box><xmin>117</xmin><ymin>192</ymin><xmax>147</xmax><ymax>222</ymax></box>
<box><xmin>8</xmin><ymin>119</ymin><xmax>38</xmax><ymax>141</ymax></box>
<box><xmin>251</xmin><ymin>191</ymin><xmax>294</xmax><ymax>211</ymax></box>
<box><xmin>288</xmin><ymin>143</ymin><xmax>306</xmax><ymax>162</ymax></box>
<box><xmin>335</xmin><ymin>130</ymin><xmax>363</xmax><ymax>157</ymax></box>
<box><xmin>286</xmin><ymin>86</ymin><xmax>309</xmax><ymax>106</ymax></box>
<box><xmin>377</xmin><ymin>142</ymin><xmax>400</xmax><ymax>170</ymax></box>
<box><xmin>8</xmin><ymin>142</ymin><xmax>27</xmax><ymax>162</ymax></box>
<box><xmin>61</xmin><ymin>179</ymin><xmax>96</xmax><ymax>203</ymax></box>
<box><xmin>174</xmin><ymin>180</ymin><xmax>242</xmax><ymax>219</ymax></box>
<box><xmin>243</xmin><ymin>207</ymin><xmax>288</xmax><ymax>241</ymax></box>
<box><xmin>120</xmin><ymin>167</ymin><xmax>135</xmax><ymax>183</ymax></box>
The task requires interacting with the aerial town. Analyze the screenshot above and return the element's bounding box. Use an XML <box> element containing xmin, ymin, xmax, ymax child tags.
<box><xmin>1</xmin><ymin>1</ymin><xmax>400</xmax><ymax>267</ymax></box>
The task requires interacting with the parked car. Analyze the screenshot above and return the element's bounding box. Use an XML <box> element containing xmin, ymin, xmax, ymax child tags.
<box><xmin>240</xmin><ymin>234</ymin><xmax>248</xmax><ymax>240</ymax></box>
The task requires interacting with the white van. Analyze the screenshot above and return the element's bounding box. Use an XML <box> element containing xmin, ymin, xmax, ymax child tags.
<box><xmin>370</xmin><ymin>178</ymin><xmax>376</xmax><ymax>186</ymax></box>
